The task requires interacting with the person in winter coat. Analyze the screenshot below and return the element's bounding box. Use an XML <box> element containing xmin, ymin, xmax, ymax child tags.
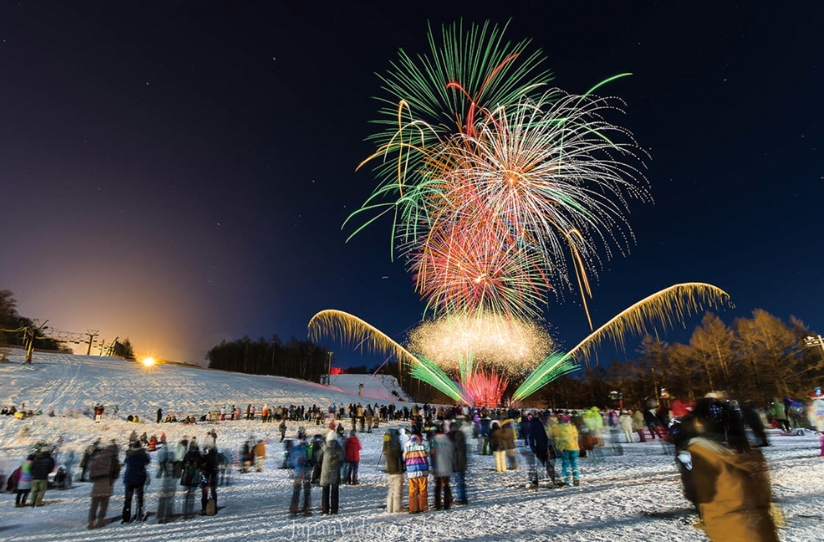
<box><xmin>404</xmin><ymin>432</ymin><xmax>429</xmax><ymax>513</ymax></box>
<box><xmin>631</xmin><ymin>409</ymin><xmax>647</xmax><ymax>442</ymax></box>
<box><xmin>449</xmin><ymin>422</ymin><xmax>468</xmax><ymax>505</ymax></box>
<box><xmin>490</xmin><ymin>421</ymin><xmax>506</xmax><ymax>472</ymax></box>
<box><xmin>528</xmin><ymin>414</ymin><xmax>557</xmax><ymax>486</ymax></box>
<box><xmin>180</xmin><ymin>442</ymin><xmax>202</xmax><ymax>519</ymax></box>
<box><xmin>385</xmin><ymin>430</ymin><xmax>405</xmax><ymax>513</ymax></box>
<box><xmin>279</xmin><ymin>420</ymin><xmax>288</xmax><ymax>442</ymax></box>
<box><xmin>687</xmin><ymin>400</ymin><xmax>779</xmax><ymax>542</ymax></box>
<box><xmin>319</xmin><ymin>431</ymin><xmax>342</xmax><ymax>515</ymax></box>
<box><xmin>431</xmin><ymin>427</ymin><xmax>454</xmax><ymax>510</ymax></box>
<box><xmin>155</xmin><ymin>436</ymin><xmax>175</xmax><ymax>524</ymax></box>
<box><xmin>344</xmin><ymin>431</ymin><xmax>362</xmax><ymax>485</ymax></box>
<box><xmin>88</xmin><ymin>441</ymin><xmax>119</xmax><ymax>529</ymax></box>
<box><xmin>289</xmin><ymin>430</ymin><xmax>313</xmax><ymax>517</ymax></box>
<box><xmin>15</xmin><ymin>454</ymin><xmax>34</xmax><ymax>507</ymax></box>
<box><xmin>121</xmin><ymin>440</ymin><xmax>150</xmax><ymax>523</ymax></box>
<box><xmin>553</xmin><ymin>415</ymin><xmax>580</xmax><ymax>486</ymax></box>
<box><xmin>619</xmin><ymin>411</ymin><xmax>634</xmax><ymax>443</ymax></box>
<box><xmin>502</xmin><ymin>420</ymin><xmax>518</xmax><ymax>469</ymax></box>
<box><xmin>772</xmin><ymin>399</ymin><xmax>789</xmax><ymax>432</ymax></box>
<box><xmin>30</xmin><ymin>448</ymin><xmax>55</xmax><ymax>507</ymax></box>
<box><xmin>200</xmin><ymin>444</ymin><xmax>219</xmax><ymax>515</ymax></box>
<box><xmin>252</xmin><ymin>440</ymin><xmax>266</xmax><ymax>472</ymax></box>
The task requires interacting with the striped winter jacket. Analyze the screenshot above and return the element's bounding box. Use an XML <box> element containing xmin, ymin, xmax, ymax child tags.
<box><xmin>403</xmin><ymin>436</ymin><xmax>429</xmax><ymax>478</ymax></box>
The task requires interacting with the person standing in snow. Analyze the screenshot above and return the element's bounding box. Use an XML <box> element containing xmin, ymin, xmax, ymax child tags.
<box><xmin>180</xmin><ymin>441</ymin><xmax>202</xmax><ymax>519</ymax></box>
<box><xmin>15</xmin><ymin>454</ymin><xmax>34</xmax><ymax>507</ymax></box>
<box><xmin>554</xmin><ymin>415</ymin><xmax>580</xmax><ymax>486</ymax></box>
<box><xmin>279</xmin><ymin>420</ymin><xmax>287</xmax><ymax>442</ymax></box>
<box><xmin>385</xmin><ymin>429</ymin><xmax>404</xmax><ymax>513</ymax></box>
<box><xmin>319</xmin><ymin>431</ymin><xmax>342</xmax><ymax>515</ymax></box>
<box><xmin>200</xmin><ymin>443</ymin><xmax>219</xmax><ymax>515</ymax></box>
<box><xmin>155</xmin><ymin>435</ymin><xmax>175</xmax><ymax>524</ymax></box>
<box><xmin>619</xmin><ymin>410</ymin><xmax>634</xmax><ymax>443</ymax></box>
<box><xmin>404</xmin><ymin>432</ymin><xmax>429</xmax><ymax>513</ymax></box>
<box><xmin>431</xmin><ymin>425</ymin><xmax>454</xmax><ymax>510</ymax></box>
<box><xmin>156</xmin><ymin>408</ymin><xmax>163</xmax><ymax>424</ymax></box>
<box><xmin>490</xmin><ymin>421</ymin><xmax>506</xmax><ymax>472</ymax></box>
<box><xmin>121</xmin><ymin>440</ymin><xmax>150</xmax><ymax>522</ymax></box>
<box><xmin>449</xmin><ymin>422</ymin><xmax>468</xmax><ymax>505</ymax></box>
<box><xmin>289</xmin><ymin>430</ymin><xmax>313</xmax><ymax>517</ymax></box>
<box><xmin>528</xmin><ymin>413</ymin><xmax>557</xmax><ymax>487</ymax></box>
<box><xmin>252</xmin><ymin>439</ymin><xmax>266</xmax><ymax>472</ymax></box>
<box><xmin>87</xmin><ymin>440</ymin><xmax>119</xmax><ymax>529</ymax></box>
<box><xmin>30</xmin><ymin>446</ymin><xmax>55</xmax><ymax>507</ymax></box>
<box><xmin>344</xmin><ymin>431</ymin><xmax>362</xmax><ymax>485</ymax></box>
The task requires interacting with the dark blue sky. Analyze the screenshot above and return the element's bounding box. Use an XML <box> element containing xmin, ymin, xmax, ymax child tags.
<box><xmin>1</xmin><ymin>1</ymin><xmax>822</xmax><ymax>366</ymax></box>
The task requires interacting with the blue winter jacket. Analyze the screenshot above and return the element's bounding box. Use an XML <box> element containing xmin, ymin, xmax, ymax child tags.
<box><xmin>123</xmin><ymin>447</ymin><xmax>150</xmax><ymax>486</ymax></box>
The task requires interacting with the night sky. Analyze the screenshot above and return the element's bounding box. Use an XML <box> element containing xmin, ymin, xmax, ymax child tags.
<box><xmin>1</xmin><ymin>2</ymin><xmax>822</xmax><ymax>367</ymax></box>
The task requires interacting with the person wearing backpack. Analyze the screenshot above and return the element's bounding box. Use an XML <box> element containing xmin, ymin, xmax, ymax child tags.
<box><xmin>121</xmin><ymin>440</ymin><xmax>150</xmax><ymax>523</ymax></box>
<box><xmin>88</xmin><ymin>441</ymin><xmax>118</xmax><ymax>529</ymax></box>
<box><xmin>180</xmin><ymin>441</ymin><xmax>201</xmax><ymax>519</ymax></box>
<box><xmin>289</xmin><ymin>429</ymin><xmax>312</xmax><ymax>517</ymax></box>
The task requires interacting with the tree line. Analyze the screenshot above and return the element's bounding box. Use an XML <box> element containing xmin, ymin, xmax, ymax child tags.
<box><xmin>205</xmin><ymin>335</ymin><xmax>332</xmax><ymax>382</ymax></box>
<box><xmin>534</xmin><ymin>309</ymin><xmax>823</xmax><ymax>409</ymax></box>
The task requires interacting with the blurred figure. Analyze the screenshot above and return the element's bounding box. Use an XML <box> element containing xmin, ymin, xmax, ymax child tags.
<box><xmin>743</xmin><ymin>402</ymin><xmax>769</xmax><ymax>448</ymax></box>
<box><xmin>87</xmin><ymin>440</ymin><xmax>119</xmax><ymax>529</ymax></box>
<box><xmin>253</xmin><ymin>440</ymin><xmax>266</xmax><ymax>472</ymax></box>
<box><xmin>687</xmin><ymin>398</ymin><xmax>779</xmax><ymax>542</ymax></box>
<box><xmin>528</xmin><ymin>413</ymin><xmax>557</xmax><ymax>487</ymax></box>
<box><xmin>289</xmin><ymin>430</ymin><xmax>313</xmax><ymax>517</ymax></box>
<box><xmin>180</xmin><ymin>441</ymin><xmax>202</xmax><ymax>519</ymax></box>
<box><xmin>502</xmin><ymin>419</ymin><xmax>518</xmax><ymax>470</ymax></box>
<box><xmin>155</xmin><ymin>435</ymin><xmax>175</xmax><ymax>524</ymax></box>
<box><xmin>449</xmin><ymin>422</ymin><xmax>468</xmax><ymax>505</ymax></box>
<box><xmin>490</xmin><ymin>421</ymin><xmax>506</xmax><ymax>472</ymax></box>
<box><xmin>632</xmin><ymin>409</ymin><xmax>647</xmax><ymax>442</ymax></box>
<box><xmin>619</xmin><ymin>410</ymin><xmax>634</xmax><ymax>443</ymax></box>
<box><xmin>404</xmin><ymin>432</ymin><xmax>429</xmax><ymax>513</ymax></box>
<box><xmin>319</xmin><ymin>431</ymin><xmax>342</xmax><ymax>515</ymax></box>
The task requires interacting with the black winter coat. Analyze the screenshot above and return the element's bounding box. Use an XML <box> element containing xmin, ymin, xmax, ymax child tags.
<box><xmin>123</xmin><ymin>448</ymin><xmax>150</xmax><ymax>486</ymax></box>
<box><xmin>528</xmin><ymin>417</ymin><xmax>548</xmax><ymax>456</ymax></box>
<box><xmin>31</xmin><ymin>453</ymin><xmax>55</xmax><ymax>480</ymax></box>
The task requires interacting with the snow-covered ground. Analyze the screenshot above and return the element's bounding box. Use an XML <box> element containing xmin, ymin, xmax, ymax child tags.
<box><xmin>0</xmin><ymin>352</ymin><xmax>822</xmax><ymax>542</ymax></box>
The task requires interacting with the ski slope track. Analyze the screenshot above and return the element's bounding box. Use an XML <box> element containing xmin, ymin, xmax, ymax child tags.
<box><xmin>0</xmin><ymin>352</ymin><xmax>822</xmax><ymax>542</ymax></box>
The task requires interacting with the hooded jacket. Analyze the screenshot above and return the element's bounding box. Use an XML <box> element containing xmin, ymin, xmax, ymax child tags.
<box><xmin>553</xmin><ymin>422</ymin><xmax>580</xmax><ymax>452</ymax></box>
<box><xmin>403</xmin><ymin>435</ymin><xmax>429</xmax><ymax>478</ymax></box>
<box><xmin>687</xmin><ymin>437</ymin><xmax>778</xmax><ymax>542</ymax></box>
<box><xmin>123</xmin><ymin>446</ymin><xmax>150</xmax><ymax>486</ymax></box>
<box><xmin>319</xmin><ymin>434</ymin><xmax>342</xmax><ymax>486</ymax></box>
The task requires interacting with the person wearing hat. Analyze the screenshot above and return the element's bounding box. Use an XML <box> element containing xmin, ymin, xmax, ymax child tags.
<box><xmin>344</xmin><ymin>430</ymin><xmax>362</xmax><ymax>485</ymax></box>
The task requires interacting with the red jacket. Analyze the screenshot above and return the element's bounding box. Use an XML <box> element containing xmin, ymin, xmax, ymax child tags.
<box><xmin>344</xmin><ymin>436</ymin><xmax>362</xmax><ymax>462</ymax></box>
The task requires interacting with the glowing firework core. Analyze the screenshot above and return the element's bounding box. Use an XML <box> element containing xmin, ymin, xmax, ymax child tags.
<box><xmin>407</xmin><ymin>315</ymin><xmax>552</xmax><ymax>375</ymax></box>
